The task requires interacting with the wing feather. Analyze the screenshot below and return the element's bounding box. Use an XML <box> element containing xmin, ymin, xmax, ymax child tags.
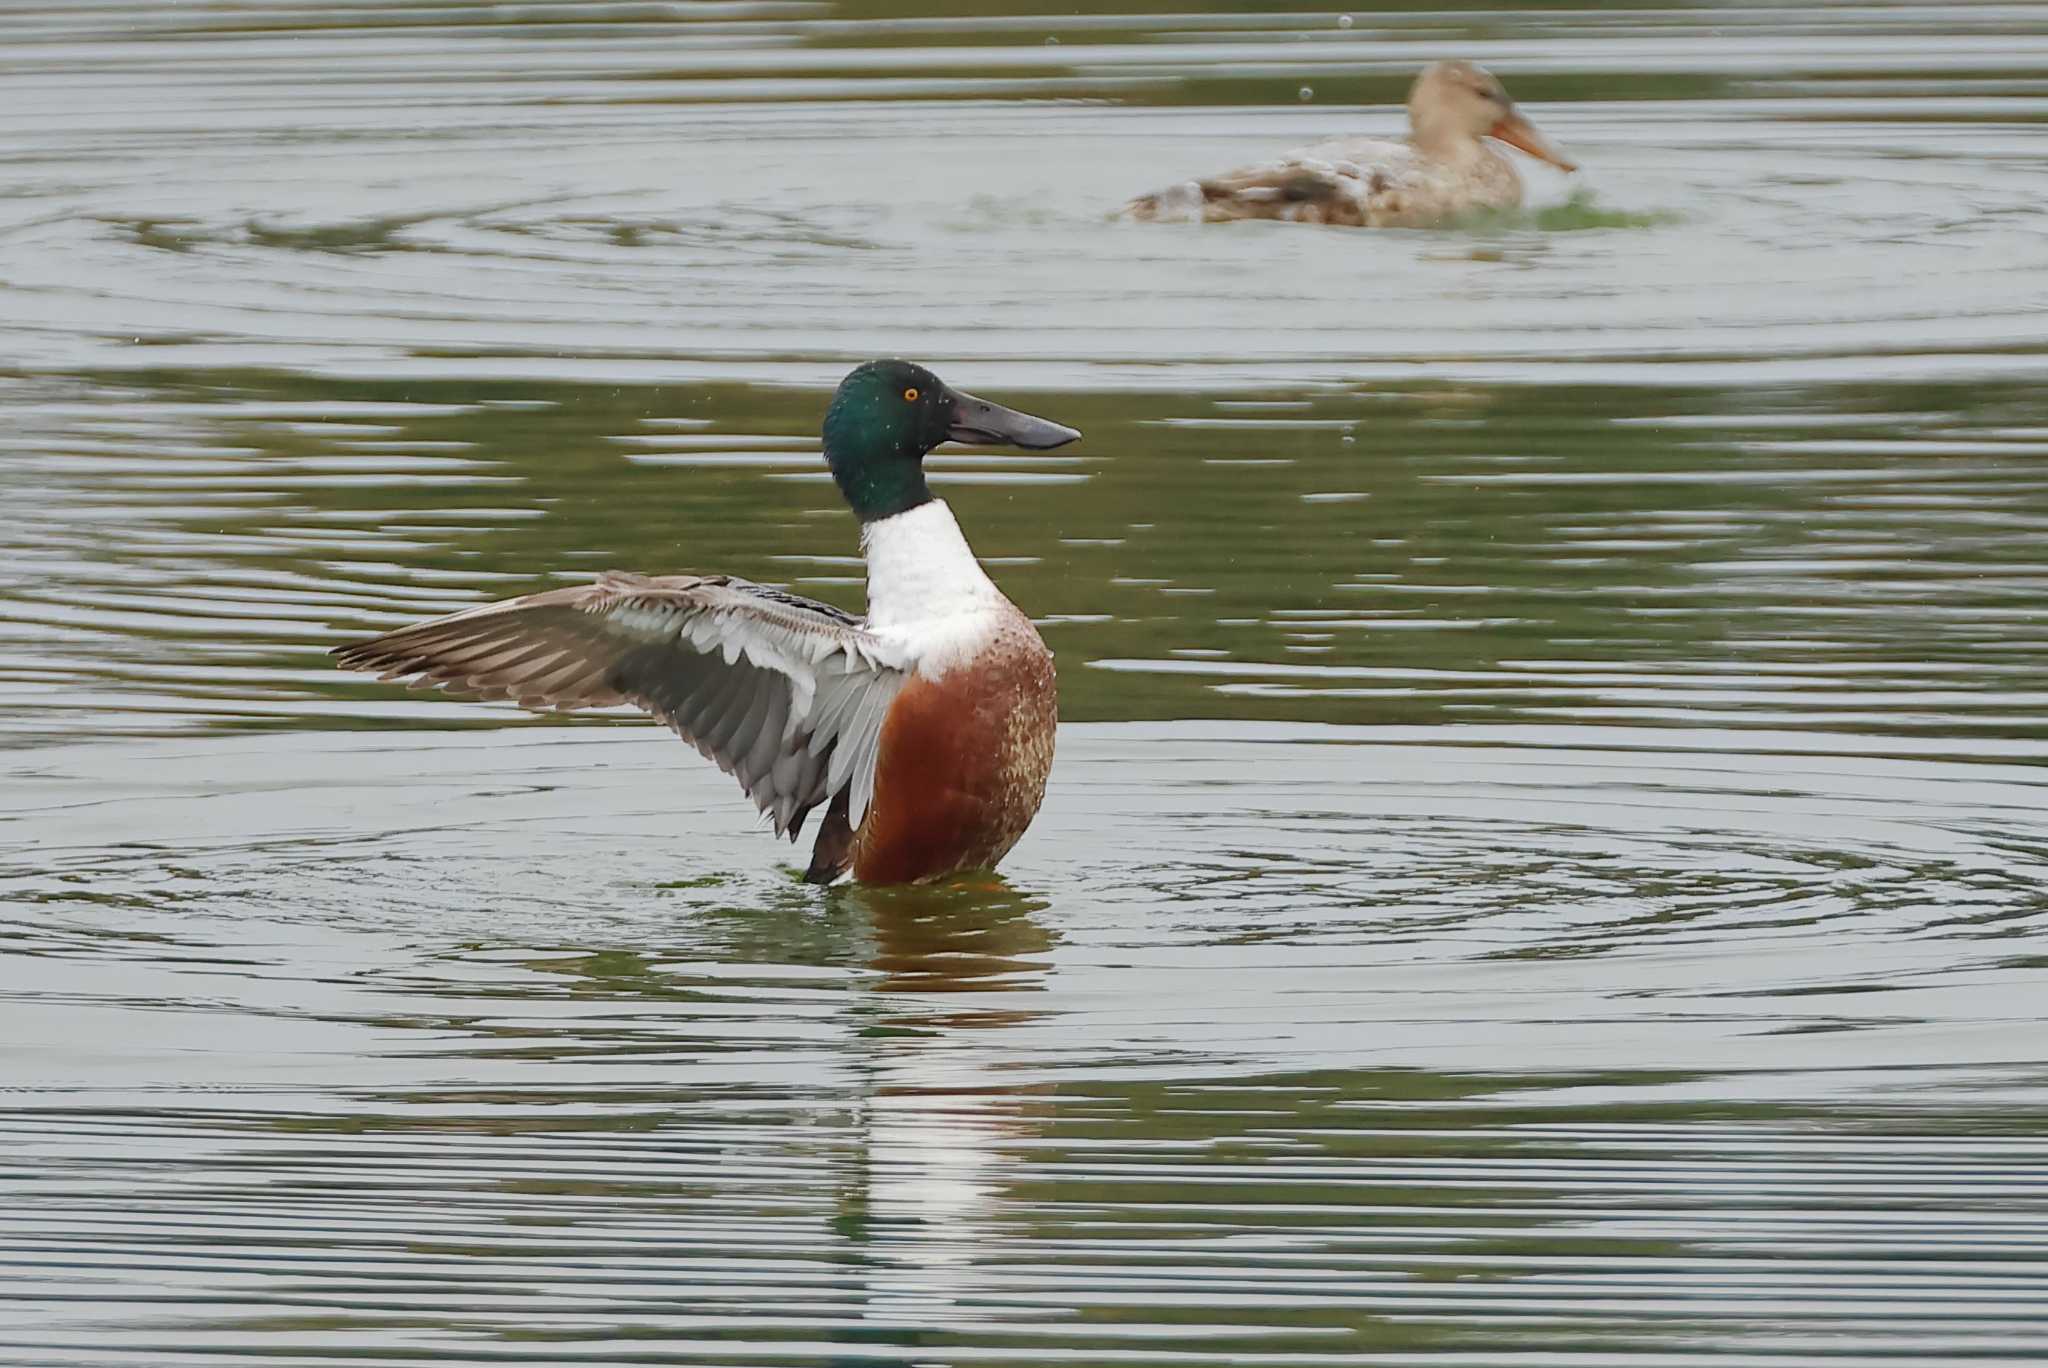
<box><xmin>724</xmin><ymin>685</ymin><xmax>776</xmax><ymax>782</ymax></box>
<box><xmin>702</xmin><ymin>672</ymin><xmax>759</xmax><ymax>757</ymax></box>
<box><xmin>332</xmin><ymin>572</ymin><xmax>908</xmax><ymax>840</ymax></box>
<box><xmin>742</xmin><ymin>688</ymin><xmax>790</xmax><ymax>793</ymax></box>
<box><xmin>835</xmin><ymin>680</ymin><xmax>898</xmax><ymax>829</ymax></box>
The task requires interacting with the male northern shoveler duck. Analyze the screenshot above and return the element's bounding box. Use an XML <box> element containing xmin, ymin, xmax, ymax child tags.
<box><xmin>1123</xmin><ymin>60</ymin><xmax>1576</xmax><ymax>228</ymax></box>
<box><xmin>332</xmin><ymin>360</ymin><xmax>1080</xmax><ymax>886</ymax></box>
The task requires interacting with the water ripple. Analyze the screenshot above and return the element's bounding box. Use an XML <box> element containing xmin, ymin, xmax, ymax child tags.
<box><xmin>5</xmin><ymin>3</ymin><xmax>2048</xmax><ymax>1363</ymax></box>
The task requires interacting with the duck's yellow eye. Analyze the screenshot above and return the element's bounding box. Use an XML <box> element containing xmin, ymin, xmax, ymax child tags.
<box><xmin>902</xmin><ymin>387</ymin><xmax>920</xmax><ymax>402</ymax></box>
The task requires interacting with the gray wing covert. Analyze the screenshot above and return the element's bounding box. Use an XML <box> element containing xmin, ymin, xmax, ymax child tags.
<box><xmin>331</xmin><ymin>572</ymin><xmax>908</xmax><ymax>839</ymax></box>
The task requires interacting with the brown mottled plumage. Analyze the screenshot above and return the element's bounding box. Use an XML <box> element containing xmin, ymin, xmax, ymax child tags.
<box><xmin>1124</xmin><ymin>61</ymin><xmax>1575</xmax><ymax>228</ymax></box>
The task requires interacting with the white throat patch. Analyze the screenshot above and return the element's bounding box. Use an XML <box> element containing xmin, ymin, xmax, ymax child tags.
<box><xmin>861</xmin><ymin>500</ymin><xmax>1010</xmax><ymax>680</ymax></box>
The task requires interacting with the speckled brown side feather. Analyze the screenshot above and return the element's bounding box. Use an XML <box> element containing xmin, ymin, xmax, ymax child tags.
<box><xmin>1122</xmin><ymin>138</ymin><xmax>1521</xmax><ymax>228</ymax></box>
<box><xmin>850</xmin><ymin>610</ymin><xmax>1057</xmax><ymax>885</ymax></box>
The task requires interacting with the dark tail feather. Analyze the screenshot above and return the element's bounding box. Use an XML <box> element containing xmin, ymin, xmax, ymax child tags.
<box><xmin>803</xmin><ymin>790</ymin><xmax>854</xmax><ymax>884</ymax></box>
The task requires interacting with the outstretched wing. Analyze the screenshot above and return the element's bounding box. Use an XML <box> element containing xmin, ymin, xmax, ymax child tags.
<box><xmin>331</xmin><ymin>572</ymin><xmax>908</xmax><ymax>840</ymax></box>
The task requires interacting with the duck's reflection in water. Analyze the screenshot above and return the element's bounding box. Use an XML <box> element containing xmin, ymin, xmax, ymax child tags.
<box><xmin>859</xmin><ymin>876</ymin><xmax>1055</xmax><ymax>1003</ymax></box>
<box><xmin>832</xmin><ymin>876</ymin><xmax>1056</xmax><ymax>1332</ymax></box>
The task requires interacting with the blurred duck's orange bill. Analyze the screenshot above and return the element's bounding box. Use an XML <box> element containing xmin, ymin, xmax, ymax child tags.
<box><xmin>1491</xmin><ymin>112</ymin><xmax>1577</xmax><ymax>172</ymax></box>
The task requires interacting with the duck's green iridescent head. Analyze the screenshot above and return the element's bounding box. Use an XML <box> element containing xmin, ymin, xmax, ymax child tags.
<box><xmin>821</xmin><ymin>359</ymin><xmax>1081</xmax><ymax>523</ymax></box>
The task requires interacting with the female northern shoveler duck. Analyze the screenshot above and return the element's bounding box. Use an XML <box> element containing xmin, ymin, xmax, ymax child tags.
<box><xmin>332</xmin><ymin>360</ymin><xmax>1080</xmax><ymax>886</ymax></box>
<box><xmin>1123</xmin><ymin>60</ymin><xmax>1576</xmax><ymax>228</ymax></box>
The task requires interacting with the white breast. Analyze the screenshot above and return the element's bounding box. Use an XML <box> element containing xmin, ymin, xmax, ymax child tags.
<box><xmin>861</xmin><ymin>499</ymin><xmax>1012</xmax><ymax>680</ymax></box>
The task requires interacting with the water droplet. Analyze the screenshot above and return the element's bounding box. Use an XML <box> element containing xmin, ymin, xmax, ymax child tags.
<box><xmin>1298</xmin><ymin>86</ymin><xmax>1314</xmax><ymax>103</ymax></box>
<box><xmin>1337</xmin><ymin>14</ymin><xmax>1352</xmax><ymax>28</ymax></box>
<box><xmin>1044</xmin><ymin>35</ymin><xmax>1059</xmax><ymax>46</ymax></box>
<box><xmin>1340</xmin><ymin>434</ymin><xmax>1356</xmax><ymax>445</ymax></box>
